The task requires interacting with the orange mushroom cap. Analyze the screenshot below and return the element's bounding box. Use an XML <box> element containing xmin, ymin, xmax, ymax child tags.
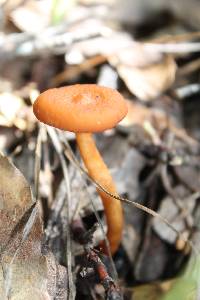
<box><xmin>33</xmin><ymin>84</ymin><xmax>128</xmax><ymax>133</ymax></box>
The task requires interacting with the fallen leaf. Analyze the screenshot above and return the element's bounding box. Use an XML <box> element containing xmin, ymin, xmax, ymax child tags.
<box><xmin>66</xmin><ymin>32</ymin><xmax>176</xmax><ymax>101</ymax></box>
<box><xmin>0</xmin><ymin>153</ymin><xmax>67</xmax><ymax>299</ymax></box>
<box><xmin>109</xmin><ymin>43</ymin><xmax>164</xmax><ymax>68</ymax></box>
<box><xmin>115</xmin><ymin>54</ymin><xmax>176</xmax><ymax>101</ymax></box>
<box><xmin>153</xmin><ymin>186</ymin><xmax>196</xmax><ymax>244</ymax></box>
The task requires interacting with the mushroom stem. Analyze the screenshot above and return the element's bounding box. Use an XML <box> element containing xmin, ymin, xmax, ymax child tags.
<box><xmin>76</xmin><ymin>132</ymin><xmax>123</xmax><ymax>254</ymax></box>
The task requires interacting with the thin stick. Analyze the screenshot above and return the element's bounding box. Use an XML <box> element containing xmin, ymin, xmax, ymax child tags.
<box><xmin>178</xmin><ymin>58</ymin><xmax>200</xmax><ymax>77</ymax></box>
<box><xmin>144</xmin><ymin>42</ymin><xmax>200</xmax><ymax>53</ymax></box>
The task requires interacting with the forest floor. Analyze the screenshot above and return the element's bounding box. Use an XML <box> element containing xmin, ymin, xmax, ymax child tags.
<box><xmin>1</xmin><ymin>1</ymin><xmax>200</xmax><ymax>299</ymax></box>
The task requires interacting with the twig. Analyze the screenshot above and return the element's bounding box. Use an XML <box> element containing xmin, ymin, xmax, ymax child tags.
<box><xmin>86</xmin><ymin>249</ymin><xmax>122</xmax><ymax>300</ymax></box>
<box><xmin>151</xmin><ymin>31</ymin><xmax>200</xmax><ymax>43</ymax></box>
<box><xmin>0</xmin><ymin>19</ymin><xmax>111</xmax><ymax>57</ymax></box>
<box><xmin>71</xmin><ymin>219</ymin><xmax>123</xmax><ymax>300</ymax></box>
<box><xmin>51</xmin><ymin>55</ymin><xmax>106</xmax><ymax>86</ymax></box>
<box><xmin>144</xmin><ymin>42</ymin><xmax>200</xmax><ymax>53</ymax></box>
<box><xmin>174</xmin><ymin>83</ymin><xmax>200</xmax><ymax>99</ymax></box>
<box><xmin>177</xmin><ymin>58</ymin><xmax>200</xmax><ymax>76</ymax></box>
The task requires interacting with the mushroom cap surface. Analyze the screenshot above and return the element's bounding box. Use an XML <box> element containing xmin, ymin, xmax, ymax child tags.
<box><xmin>33</xmin><ymin>84</ymin><xmax>128</xmax><ymax>133</ymax></box>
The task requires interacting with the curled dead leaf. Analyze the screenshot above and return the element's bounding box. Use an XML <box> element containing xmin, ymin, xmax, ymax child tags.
<box><xmin>115</xmin><ymin>54</ymin><xmax>177</xmax><ymax>101</ymax></box>
<box><xmin>65</xmin><ymin>28</ymin><xmax>176</xmax><ymax>101</ymax></box>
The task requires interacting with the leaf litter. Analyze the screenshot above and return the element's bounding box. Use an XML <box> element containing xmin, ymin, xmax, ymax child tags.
<box><xmin>1</xmin><ymin>0</ymin><xmax>200</xmax><ymax>299</ymax></box>
<box><xmin>0</xmin><ymin>153</ymin><xmax>67</xmax><ymax>300</ymax></box>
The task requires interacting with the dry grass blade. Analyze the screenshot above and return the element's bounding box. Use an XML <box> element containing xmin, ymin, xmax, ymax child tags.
<box><xmin>42</xmin><ymin>126</ymin><xmax>53</xmax><ymax>206</ymax></box>
<box><xmin>46</xmin><ymin>126</ymin><xmax>75</xmax><ymax>300</ymax></box>
<box><xmin>34</xmin><ymin>123</ymin><xmax>43</xmax><ymax>200</ymax></box>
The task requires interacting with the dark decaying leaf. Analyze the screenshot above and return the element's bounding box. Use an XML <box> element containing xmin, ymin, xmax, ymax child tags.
<box><xmin>0</xmin><ymin>153</ymin><xmax>67</xmax><ymax>300</ymax></box>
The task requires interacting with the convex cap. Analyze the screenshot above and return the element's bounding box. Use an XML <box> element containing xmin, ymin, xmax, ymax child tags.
<box><xmin>33</xmin><ymin>84</ymin><xmax>128</xmax><ymax>133</ymax></box>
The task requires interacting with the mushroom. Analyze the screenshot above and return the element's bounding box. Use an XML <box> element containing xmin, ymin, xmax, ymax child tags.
<box><xmin>33</xmin><ymin>84</ymin><xmax>128</xmax><ymax>254</ymax></box>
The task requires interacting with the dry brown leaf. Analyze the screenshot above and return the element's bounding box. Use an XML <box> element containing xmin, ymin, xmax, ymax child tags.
<box><xmin>114</xmin><ymin>54</ymin><xmax>176</xmax><ymax>101</ymax></box>
<box><xmin>109</xmin><ymin>43</ymin><xmax>163</xmax><ymax>68</ymax></box>
<box><xmin>106</xmin><ymin>41</ymin><xmax>176</xmax><ymax>103</ymax></box>
<box><xmin>66</xmin><ymin>32</ymin><xmax>176</xmax><ymax>101</ymax></box>
<box><xmin>0</xmin><ymin>153</ymin><xmax>67</xmax><ymax>299</ymax></box>
<box><xmin>153</xmin><ymin>186</ymin><xmax>196</xmax><ymax>245</ymax></box>
<box><xmin>106</xmin><ymin>42</ymin><xmax>176</xmax><ymax>101</ymax></box>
